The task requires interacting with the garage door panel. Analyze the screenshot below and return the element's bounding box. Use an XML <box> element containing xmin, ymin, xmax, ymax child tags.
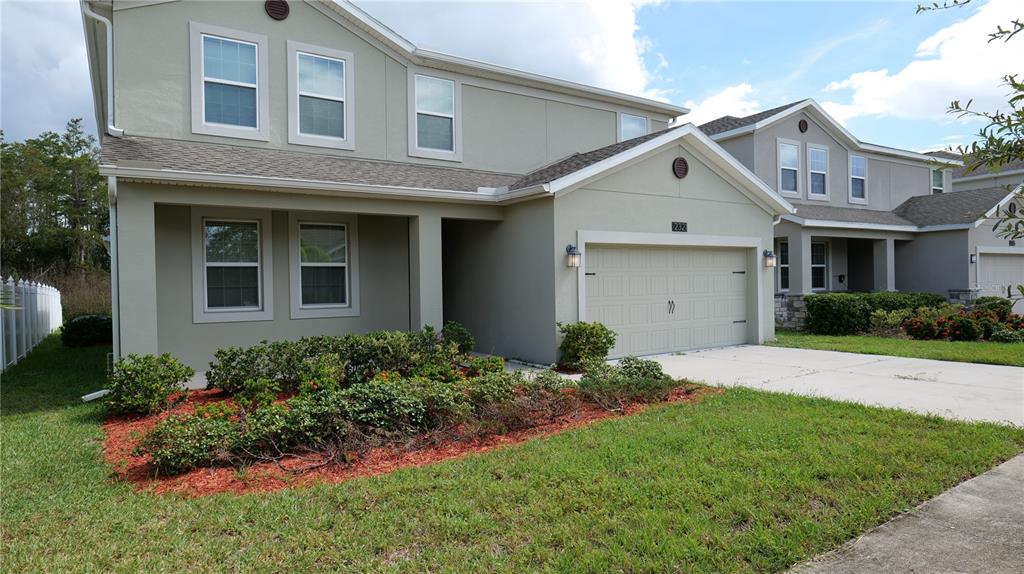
<box><xmin>586</xmin><ymin>244</ymin><xmax>750</xmax><ymax>358</ymax></box>
<box><xmin>979</xmin><ymin>253</ymin><xmax>1024</xmax><ymax>313</ymax></box>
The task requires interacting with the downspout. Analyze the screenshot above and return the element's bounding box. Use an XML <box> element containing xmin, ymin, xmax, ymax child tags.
<box><xmin>107</xmin><ymin>176</ymin><xmax>121</xmax><ymax>360</ymax></box>
<box><xmin>81</xmin><ymin>1</ymin><xmax>124</xmax><ymax>138</ymax></box>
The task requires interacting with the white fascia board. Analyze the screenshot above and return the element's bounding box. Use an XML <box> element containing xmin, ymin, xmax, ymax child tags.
<box><xmin>920</xmin><ymin>223</ymin><xmax>973</xmax><ymax>232</ymax></box>
<box><xmin>956</xmin><ymin>169</ymin><xmax>1024</xmax><ymax>184</ymax></box>
<box><xmin>783</xmin><ymin>214</ymin><xmax>919</xmax><ymax>233</ymax></box>
<box><xmin>976</xmin><ymin>184</ymin><xmax>1024</xmax><ymax>225</ymax></box>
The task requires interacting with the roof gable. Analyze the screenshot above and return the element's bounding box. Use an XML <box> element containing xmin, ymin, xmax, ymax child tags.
<box><xmin>894</xmin><ymin>187</ymin><xmax>1017</xmax><ymax>226</ymax></box>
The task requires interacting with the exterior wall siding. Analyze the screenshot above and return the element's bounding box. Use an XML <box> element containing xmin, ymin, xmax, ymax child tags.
<box><xmin>894</xmin><ymin>229</ymin><xmax>969</xmax><ymax>294</ymax></box>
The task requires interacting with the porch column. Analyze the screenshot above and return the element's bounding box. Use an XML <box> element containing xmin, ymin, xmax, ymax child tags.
<box><xmin>872</xmin><ymin>238</ymin><xmax>895</xmax><ymax>292</ymax></box>
<box><xmin>409</xmin><ymin>214</ymin><xmax>443</xmax><ymax>329</ymax></box>
<box><xmin>785</xmin><ymin>229</ymin><xmax>813</xmax><ymax>294</ymax></box>
<box><xmin>114</xmin><ymin>191</ymin><xmax>159</xmax><ymax>356</ymax></box>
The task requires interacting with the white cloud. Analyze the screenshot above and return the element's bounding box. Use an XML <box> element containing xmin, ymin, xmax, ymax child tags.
<box><xmin>820</xmin><ymin>0</ymin><xmax>1024</xmax><ymax>125</ymax></box>
<box><xmin>357</xmin><ymin>0</ymin><xmax>671</xmax><ymax>100</ymax></box>
<box><xmin>681</xmin><ymin>83</ymin><xmax>760</xmax><ymax>125</ymax></box>
<box><xmin>1</xmin><ymin>0</ymin><xmax>94</xmax><ymax>141</ymax></box>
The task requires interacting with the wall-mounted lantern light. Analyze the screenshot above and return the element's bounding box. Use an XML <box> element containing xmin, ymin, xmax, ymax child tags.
<box><xmin>566</xmin><ymin>244</ymin><xmax>582</xmax><ymax>268</ymax></box>
<box><xmin>970</xmin><ymin>254</ymin><xmax>977</xmax><ymax>264</ymax></box>
<box><xmin>763</xmin><ymin>249</ymin><xmax>777</xmax><ymax>268</ymax></box>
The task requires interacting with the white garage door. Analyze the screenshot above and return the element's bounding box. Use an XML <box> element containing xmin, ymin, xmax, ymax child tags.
<box><xmin>584</xmin><ymin>245</ymin><xmax>750</xmax><ymax>358</ymax></box>
<box><xmin>979</xmin><ymin>253</ymin><xmax>1024</xmax><ymax>313</ymax></box>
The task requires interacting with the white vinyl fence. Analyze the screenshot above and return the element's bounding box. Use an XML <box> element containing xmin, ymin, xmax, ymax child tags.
<box><xmin>1</xmin><ymin>278</ymin><xmax>63</xmax><ymax>371</ymax></box>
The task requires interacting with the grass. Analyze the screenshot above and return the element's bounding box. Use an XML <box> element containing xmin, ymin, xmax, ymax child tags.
<box><xmin>768</xmin><ymin>330</ymin><xmax>1024</xmax><ymax>367</ymax></box>
<box><xmin>3</xmin><ymin>336</ymin><xmax>1023</xmax><ymax>573</ymax></box>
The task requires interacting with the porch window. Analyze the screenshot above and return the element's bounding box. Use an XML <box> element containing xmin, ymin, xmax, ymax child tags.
<box><xmin>203</xmin><ymin>220</ymin><xmax>261</xmax><ymax>309</ymax></box>
<box><xmin>931</xmin><ymin>169</ymin><xmax>944</xmax><ymax>194</ymax></box>
<box><xmin>189</xmin><ymin>22</ymin><xmax>268</xmax><ymax>140</ymax></box>
<box><xmin>778</xmin><ymin>241</ymin><xmax>790</xmax><ymax>291</ymax></box>
<box><xmin>850</xmin><ymin>155</ymin><xmax>866</xmax><ymax>202</ymax></box>
<box><xmin>415</xmin><ymin>74</ymin><xmax>456</xmax><ymax>153</ymax></box>
<box><xmin>298</xmin><ymin>223</ymin><xmax>348</xmax><ymax>307</ymax></box>
<box><xmin>619</xmin><ymin>113</ymin><xmax>648</xmax><ymax>141</ymax></box>
<box><xmin>778</xmin><ymin>140</ymin><xmax>800</xmax><ymax>195</ymax></box>
<box><xmin>808</xmin><ymin>146</ymin><xmax>828</xmax><ymax>198</ymax></box>
<box><xmin>811</xmin><ymin>242</ymin><xmax>828</xmax><ymax>291</ymax></box>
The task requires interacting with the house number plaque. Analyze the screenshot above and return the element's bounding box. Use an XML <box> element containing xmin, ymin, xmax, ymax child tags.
<box><xmin>671</xmin><ymin>221</ymin><xmax>688</xmax><ymax>232</ymax></box>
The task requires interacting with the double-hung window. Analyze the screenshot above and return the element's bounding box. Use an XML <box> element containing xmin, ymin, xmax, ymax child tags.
<box><xmin>931</xmin><ymin>169</ymin><xmax>944</xmax><ymax>194</ymax></box>
<box><xmin>619</xmin><ymin>113</ymin><xmax>648</xmax><ymax>141</ymax></box>
<box><xmin>289</xmin><ymin>213</ymin><xmax>360</xmax><ymax>319</ymax></box>
<box><xmin>191</xmin><ymin>208</ymin><xmax>273</xmax><ymax>323</ymax></box>
<box><xmin>808</xmin><ymin>146</ymin><xmax>828</xmax><ymax>199</ymax></box>
<box><xmin>778</xmin><ymin>140</ymin><xmax>800</xmax><ymax>195</ymax></box>
<box><xmin>411</xmin><ymin>73</ymin><xmax>459</xmax><ymax>159</ymax></box>
<box><xmin>811</xmin><ymin>242</ymin><xmax>828</xmax><ymax>291</ymax></box>
<box><xmin>287</xmin><ymin>41</ymin><xmax>355</xmax><ymax>149</ymax></box>
<box><xmin>778</xmin><ymin>241</ymin><xmax>790</xmax><ymax>291</ymax></box>
<box><xmin>190</xmin><ymin>22</ymin><xmax>268</xmax><ymax>140</ymax></box>
<box><xmin>850</xmin><ymin>155</ymin><xmax>867</xmax><ymax>203</ymax></box>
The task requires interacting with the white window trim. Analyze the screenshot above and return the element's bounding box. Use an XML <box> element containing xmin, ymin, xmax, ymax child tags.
<box><xmin>777</xmin><ymin>240</ymin><xmax>790</xmax><ymax>292</ymax></box>
<box><xmin>931</xmin><ymin>169</ymin><xmax>945</xmax><ymax>194</ymax></box>
<box><xmin>777</xmin><ymin>138</ymin><xmax>801</xmax><ymax>198</ymax></box>
<box><xmin>408</xmin><ymin>67</ymin><xmax>462</xmax><ymax>162</ymax></box>
<box><xmin>811</xmin><ymin>240</ymin><xmax>829</xmax><ymax>291</ymax></box>
<box><xmin>848</xmin><ymin>154</ymin><xmax>868</xmax><ymax>205</ymax></box>
<box><xmin>286</xmin><ymin>41</ymin><xmax>355</xmax><ymax>151</ymax></box>
<box><xmin>617</xmin><ymin>112</ymin><xmax>648</xmax><ymax>142</ymax></box>
<box><xmin>191</xmin><ymin>207</ymin><xmax>274</xmax><ymax>323</ymax></box>
<box><xmin>288</xmin><ymin>212</ymin><xmax>360</xmax><ymax>319</ymax></box>
<box><xmin>189</xmin><ymin>22</ymin><xmax>269</xmax><ymax>141</ymax></box>
<box><xmin>807</xmin><ymin>144</ymin><xmax>830</xmax><ymax>201</ymax></box>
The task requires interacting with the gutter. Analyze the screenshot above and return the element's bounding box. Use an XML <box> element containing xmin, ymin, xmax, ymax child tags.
<box><xmin>107</xmin><ymin>176</ymin><xmax>121</xmax><ymax>360</ymax></box>
<box><xmin>81</xmin><ymin>1</ymin><xmax>123</xmax><ymax>138</ymax></box>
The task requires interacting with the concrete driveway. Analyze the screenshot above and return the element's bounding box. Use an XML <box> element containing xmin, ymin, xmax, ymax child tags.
<box><xmin>653</xmin><ymin>346</ymin><xmax>1024</xmax><ymax>425</ymax></box>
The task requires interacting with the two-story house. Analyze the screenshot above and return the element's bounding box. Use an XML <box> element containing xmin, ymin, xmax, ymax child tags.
<box><xmin>699</xmin><ymin>99</ymin><xmax>1024</xmax><ymax>321</ymax></box>
<box><xmin>83</xmin><ymin>0</ymin><xmax>796</xmax><ymax>370</ymax></box>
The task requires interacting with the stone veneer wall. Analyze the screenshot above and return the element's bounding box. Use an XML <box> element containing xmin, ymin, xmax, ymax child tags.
<box><xmin>948</xmin><ymin>289</ymin><xmax>981</xmax><ymax>306</ymax></box>
<box><xmin>774</xmin><ymin>293</ymin><xmax>807</xmax><ymax>330</ymax></box>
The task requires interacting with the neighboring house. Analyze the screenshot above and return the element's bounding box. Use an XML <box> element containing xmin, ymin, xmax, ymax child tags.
<box><xmin>83</xmin><ymin>0</ymin><xmax>794</xmax><ymax>370</ymax></box>
<box><xmin>699</xmin><ymin>99</ymin><xmax>1024</xmax><ymax>321</ymax></box>
<box><xmin>952</xmin><ymin>158</ymin><xmax>1024</xmax><ymax>193</ymax></box>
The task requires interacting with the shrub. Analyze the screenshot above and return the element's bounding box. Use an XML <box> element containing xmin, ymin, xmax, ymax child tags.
<box><xmin>442</xmin><ymin>320</ymin><xmax>475</xmax><ymax>354</ymax></box>
<box><xmin>863</xmin><ymin>291</ymin><xmax>945</xmax><ymax>312</ymax></box>
<box><xmin>868</xmin><ymin>308</ymin><xmax>912</xmax><ymax>336</ymax></box>
<box><xmin>137</xmin><ymin>412</ymin><xmax>238</xmax><ymax>474</ymax></box>
<box><xmin>106</xmin><ymin>353</ymin><xmax>195</xmax><ymax>415</ymax></box>
<box><xmin>970</xmin><ymin>310</ymin><xmax>1000</xmax><ymax>340</ymax></box>
<box><xmin>465</xmin><ymin>371</ymin><xmax>522</xmax><ymax>412</ymax></box>
<box><xmin>275</xmin><ymin>390</ymin><xmax>351</xmax><ymax>450</ymax></box>
<box><xmin>991</xmin><ymin>326</ymin><xmax>1024</xmax><ymax>343</ymax></box>
<box><xmin>578</xmin><ymin>356</ymin><xmax>676</xmax><ymax>411</ymax></box>
<box><xmin>205</xmin><ymin>344</ymin><xmax>275</xmax><ymax>394</ymax></box>
<box><xmin>973</xmin><ymin>296</ymin><xmax>1013</xmax><ymax>321</ymax></box>
<box><xmin>236</xmin><ymin>377</ymin><xmax>280</xmax><ymax>412</ymax></box>
<box><xmin>902</xmin><ymin>305</ymin><xmax>962</xmax><ymax>340</ymax></box>
<box><xmin>339</xmin><ymin>373</ymin><xmax>442</xmax><ymax>432</ymax></box>
<box><xmin>557</xmin><ymin>322</ymin><xmax>617</xmax><ymax>371</ymax></box>
<box><xmin>465</xmin><ymin>355</ymin><xmax>505</xmax><ymax>378</ymax></box>
<box><xmin>945</xmin><ymin>314</ymin><xmax>982</xmax><ymax>341</ymax></box>
<box><xmin>804</xmin><ymin>293</ymin><xmax>871</xmax><ymax>335</ymax></box>
<box><xmin>60</xmin><ymin>314</ymin><xmax>112</xmax><ymax>347</ymax></box>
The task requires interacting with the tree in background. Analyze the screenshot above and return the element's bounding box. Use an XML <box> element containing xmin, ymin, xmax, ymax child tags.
<box><xmin>919</xmin><ymin>0</ymin><xmax>1024</xmax><ymax>239</ymax></box>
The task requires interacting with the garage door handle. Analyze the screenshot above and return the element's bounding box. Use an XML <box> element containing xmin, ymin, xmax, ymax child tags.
<box><xmin>668</xmin><ymin>300</ymin><xmax>675</xmax><ymax>314</ymax></box>
<box><xmin>585</xmin><ymin>272</ymin><xmax>596</xmax><ymax>276</ymax></box>
<box><xmin>733</xmin><ymin>320</ymin><xmax>747</xmax><ymax>324</ymax></box>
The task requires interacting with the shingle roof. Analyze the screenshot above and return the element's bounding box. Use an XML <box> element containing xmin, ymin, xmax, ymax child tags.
<box><xmin>791</xmin><ymin>204</ymin><xmax>916</xmax><ymax>226</ymax></box>
<box><xmin>100</xmin><ymin>135</ymin><xmax>520</xmax><ymax>192</ymax></box>
<box><xmin>924</xmin><ymin>150</ymin><xmax>962</xmax><ymax>161</ymax></box>
<box><xmin>894</xmin><ymin>187</ymin><xmax>1012</xmax><ymax>226</ymax></box>
<box><xmin>954</xmin><ymin>157</ymin><xmax>1024</xmax><ymax>179</ymax></box>
<box><xmin>698</xmin><ymin>100</ymin><xmax>807</xmax><ymax>136</ymax></box>
<box><xmin>507</xmin><ymin>127</ymin><xmax>676</xmax><ymax>190</ymax></box>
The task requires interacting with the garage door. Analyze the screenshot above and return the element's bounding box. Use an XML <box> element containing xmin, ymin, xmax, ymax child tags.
<box><xmin>584</xmin><ymin>245</ymin><xmax>750</xmax><ymax>358</ymax></box>
<box><xmin>979</xmin><ymin>253</ymin><xmax>1024</xmax><ymax>313</ymax></box>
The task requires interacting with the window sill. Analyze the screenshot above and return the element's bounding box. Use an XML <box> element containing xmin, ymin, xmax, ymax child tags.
<box><xmin>780</xmin><ymin>190</ymin><xmax>800</xmax><ymax>198</ymax></box>
<box><xmin>193</xmin><ymin>308</ymin><xmax>274</xmax><ymax>324</ymax></box>
<box><xmin>806</xmin><ymin>194</ymin><xmax>830</xmax><ymax>202</ymax></box>
<box><xmin>290</xmin><ymin>305</ymin><xmax>361</xmax><ymax>320</ymax></box>
<box><xmin>289</xmin><ymin>132</ymin><xmax>355</xmax><ymax>151</ymax></box>
<box><xmin>848</xmin><ymin>196</ymin><xmax>868</xmax><ymax>205</ymax></box>
<box><xmin>193</xmin><ymin>123</ymin><xmax>270</xmax><ymax>142</ymax></box>
<box><xmin>409</xmin><ymin>146</ymin><xmax>462</xmax><ymax>162</ymax></box>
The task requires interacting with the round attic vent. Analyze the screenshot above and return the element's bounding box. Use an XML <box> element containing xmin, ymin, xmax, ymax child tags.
<box><xmin>798</xmin><ymin>119</ymin><xmax>809</xmax><ymax>133</ymax></box>
<box><xmin>672</xmin><ymin>157</ymin><xmax>689</xmax><ymax>179</ymax></box>
<box><xmin>265</xmin><ymin>0</ymin><xmax>290</xmax><ymax>20</ymax></box>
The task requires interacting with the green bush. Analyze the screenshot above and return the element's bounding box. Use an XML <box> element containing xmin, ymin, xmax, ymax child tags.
<box><xmin>557</xmin><ymin>322</ymin><xmax>617</xmax><ymax>371</ymax></box>
<box><xmin>804</xmin><ymin>293</ymin><xmax>871</xmax><ymax>335</ymax></box>
<box><xmin>465</xmin><ymin>355</ymin><xmax>505</xmax><ymax>378</ymax></box>
<box><xmin>863</xmin><ymin>291</ymin><xmax>945</xmax><ymax>312</ymax></box>
<box><xmin>441</xmin><ymin>320</ymin><xmax>475</xmax><ymax>354</ymax></box>
<box><xmin>946</xmin><ymin>314</ymin><xmax>982</xmax><ymax>341</ymax></box>
<box><xmin>337</xmin><ymin>373</ymin><xmax>469</xmax><ymax>432</ymax></box>
<box><xmin>991</xmin><ymin>326</ymin><xmax>1024</xmax><ymax>343</ymax></box>
<box><xmin>236</xmin><ymin>377</ymin><xmax>280</xmax><ymax>412</ymax></box>
<box><xmin>465</xmin><ymin>371</ymin><xmax>522</xmax><ymax>412</ymax></box>
<box><xmin>60</xmin><ymin>314</ymin><xmax>112</xmax><ymax>347</ymax></box>
<box><xmin>138</xmin><ymin>412</ymin><xmax>238</xmax><ymax>474</ymax></box>
<box><xmin>106</xmin><ymin>353</ymin><xmax>195</xmax><ymax>415</ymax></box>
<box><xmin>579</xmin><ymin>356</ymin><xmax>676</xmax><ymax>411</ymax></box>
<box><xmin>868</xmin><ymin>308</ymin><xmax>913</xmax><ymax>335</ymax></box>
<box><xmin>973</xmin><ymin>296</ymin><xmax>1013</xmax><ymax>321</ymax></box>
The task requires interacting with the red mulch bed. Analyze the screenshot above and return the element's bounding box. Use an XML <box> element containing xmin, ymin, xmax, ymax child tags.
<box><xmin>103</xmin><ymin>387</ymin><xmax>716</xmax><ymax>498</ymax></box>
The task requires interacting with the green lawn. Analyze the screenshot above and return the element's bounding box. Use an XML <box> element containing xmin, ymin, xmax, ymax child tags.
<box><xmin>3</xmin><ymin>336</ymin><xmax>1023</xmax><ymax>573</ymax></box>
<box><xmin>768</xmin><ymin>330</ymin><xmax>1024</xmax><ymax>367</ymax></box>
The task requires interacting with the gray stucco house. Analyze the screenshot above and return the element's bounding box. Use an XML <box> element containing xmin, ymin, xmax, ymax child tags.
<box><xmin>83</xmin><ymin>0</ymin><xmax>796</xmax><ymax>370</ymax></box>
<box><xmin>698</xmin><ymin>99</ymin><xmax>1024</xmax><ymax>320</ymax></box>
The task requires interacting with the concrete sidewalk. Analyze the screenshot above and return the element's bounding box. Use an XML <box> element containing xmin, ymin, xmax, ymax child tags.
<box><xmin>652</xmin><ymin>346</ymin><xmax>1024</xmax><ymax>425</ymax></box>
<box><xmin>789</xmin><ymin>453</ymin><xmax>1024</xmax><ymax>574</ymax></box>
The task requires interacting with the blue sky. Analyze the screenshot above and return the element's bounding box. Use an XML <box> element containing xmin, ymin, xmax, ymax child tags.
<box><xmin>2</xmin><ymin>0</ymin><xmax>1020</xmax><ymax>153</ymax></box>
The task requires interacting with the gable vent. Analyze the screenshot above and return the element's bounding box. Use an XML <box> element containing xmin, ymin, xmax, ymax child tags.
<box><xmin>672</xmin><ymin>157</ymin><xmax>689</xmax><ymax>179</ymax></box>
<box><xmin>265</xmin><ymin>0</ymin><xmax>290</xmax><ymax>21</ymax></box>
<box><xmin>798</xmin><ymin>119</ymin><xmax>809</xmax><ymax>133</ymax></box>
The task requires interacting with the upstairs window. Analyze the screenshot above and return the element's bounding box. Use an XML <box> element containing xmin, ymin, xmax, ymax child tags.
<box><xmin>931</xmin><ymin>169</ymin><xmax>944</xmax><ymax>194</ymax></box>
<box><xmin>619</xmin><ymin>113</ymin><xmax>648</xmax><ymax>141</ymax></box>
<box><xmin>415</xmin><ymin>74</ymin><xmax>456</xmax><ymax>152</ymax></box>
<box><xmin>287</xmin><ymin>42</ymin><xmax>355</xmax><ymax>150</ymax></box>
<box><xmin>850</xmin><ymin>155</ymin><xmax>867</xmax><ymax>203</ymax></box>
<box><xmin>190</xmin><ymin>22</ymin><xmax>268</xmax><ymax>140</ymax></box>
<box><xmin>778</xmin><ymin>140</ymin><xmax>800</xmax><ymax>195</ymax></box>
<box><xmin>808</xmin><ymin>146</ymin><xmax>828</xmax><ymax>198</ymax></box>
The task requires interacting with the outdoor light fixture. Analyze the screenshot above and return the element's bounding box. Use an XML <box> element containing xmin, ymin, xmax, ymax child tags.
<box><xmin>565</xmin><ymin>244</ymin><xmax>582</xmax><ymax>268</ymax></box>
<box><xmin>763</xmin><ymin>249</ymin><xmax>777</xmax><ymax>268</ymax></box>
<box><xmin>970</xmin><ymin>254</ymin><xmax>977</xmax><ymax>264</ymax></box>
